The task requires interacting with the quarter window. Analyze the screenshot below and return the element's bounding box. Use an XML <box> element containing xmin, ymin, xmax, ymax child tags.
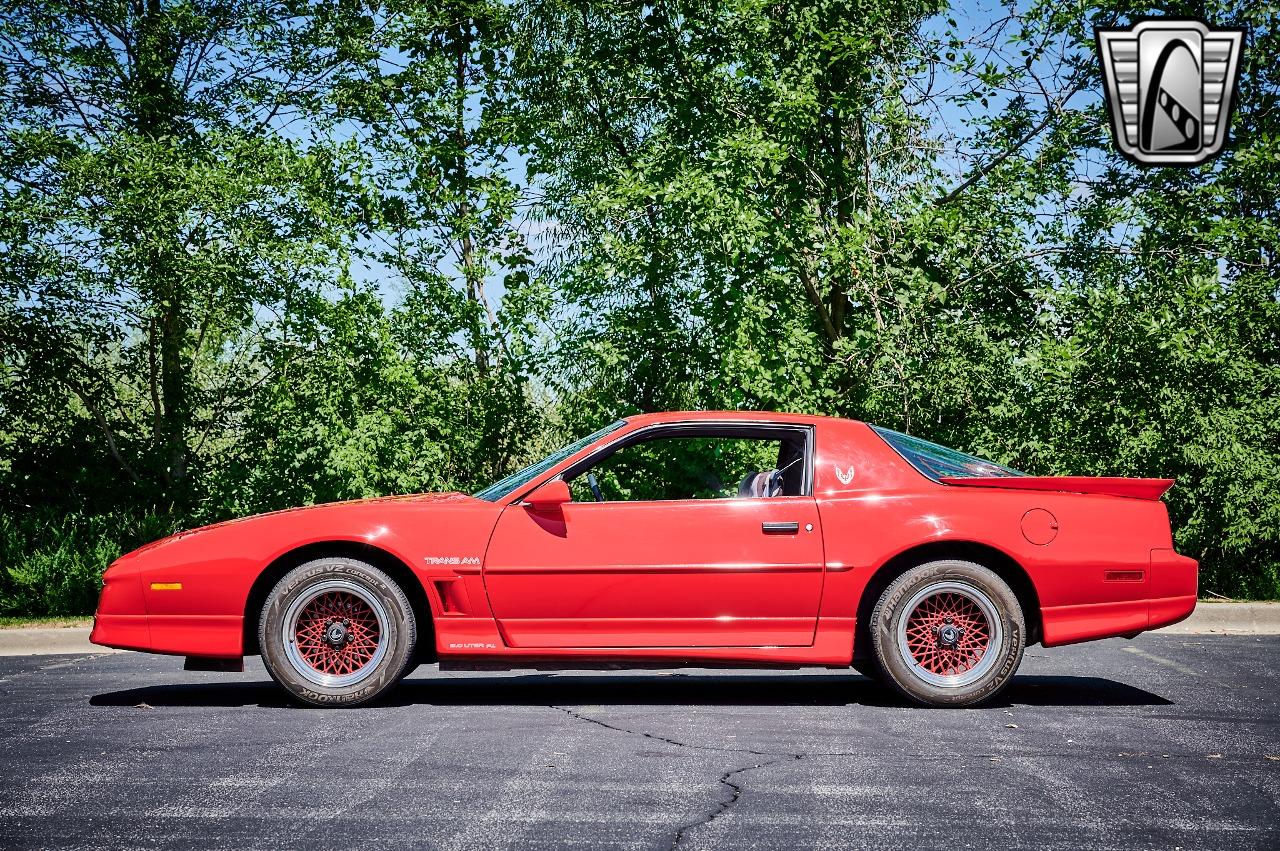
<box><xmin>870</xmin><ymin>425</ymin><xmax>1024</xmax><ymax>480</ymax></box>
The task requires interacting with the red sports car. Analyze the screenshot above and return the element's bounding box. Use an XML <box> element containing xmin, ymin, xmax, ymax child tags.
<box><xmin>91</xmin><ymin>411</ymin><xmax>1198</xmax><ymax>707</ymax></box>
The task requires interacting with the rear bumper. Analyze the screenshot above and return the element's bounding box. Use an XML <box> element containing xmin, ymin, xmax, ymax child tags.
<box><xmin>1041</xmin><ymin>549</ymin><xmax>1198</xmax><ymax>646</ymax></box>
<box><xmin>1147</xmin><ymin>548</ymin><xmax>1199</xmax><ymax>630</ymax></box>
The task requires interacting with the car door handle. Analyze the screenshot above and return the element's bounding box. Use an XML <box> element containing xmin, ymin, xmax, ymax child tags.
<box><xmin>762</xmin><ymin>521</ymin><xmax>800</xmax><ymax>535</ymax></box>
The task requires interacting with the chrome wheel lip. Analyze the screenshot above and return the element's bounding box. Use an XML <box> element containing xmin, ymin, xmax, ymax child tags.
<box><xmin>896</xmin><ymin>580</ymin><xmax>1004</xmax><ymax>689</ymax></box>
<box><xmin>283</xmin><ymin>579</ymin><xmax>391</xmax><ymax>689</ymax></box>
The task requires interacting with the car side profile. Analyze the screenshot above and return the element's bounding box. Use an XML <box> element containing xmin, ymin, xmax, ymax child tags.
<box><xmin>91</xmin><ymin>411</ymin><xmax>1199</xmax><ymax>707</ymax></box>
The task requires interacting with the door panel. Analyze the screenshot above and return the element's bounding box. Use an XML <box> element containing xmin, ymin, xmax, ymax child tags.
<box><xmin>482</xmin><ymin>497</ymin><xmax>825</xmax><ymax>648</ymax></box>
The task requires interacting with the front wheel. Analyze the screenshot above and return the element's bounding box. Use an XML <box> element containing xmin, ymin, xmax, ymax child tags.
<box><xmin>870</xmin><ymin>560</ymin><xmax>1024</xmax><ymax>707</ymax></box>
<box><xmin>259</xmin><ymin>557</ymin><xmax>417</xmax><ymax>706</ymax></box>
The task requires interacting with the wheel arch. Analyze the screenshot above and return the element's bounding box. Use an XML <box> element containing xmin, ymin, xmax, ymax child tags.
<box><xmin>243</xmin><ymin>540</ymin><xmax>435</xmax><ymax>661</ymax></box>
<box><xmin>853</xmin><ymin>540</ymin><xmax>1042</xmax><ymax>659</ymax></box>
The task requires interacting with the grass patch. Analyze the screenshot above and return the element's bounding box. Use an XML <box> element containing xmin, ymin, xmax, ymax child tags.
<box><xmin>0</xmin><ymin>615</ymin><xmax>93</xmax><ymax>629</ymax></box>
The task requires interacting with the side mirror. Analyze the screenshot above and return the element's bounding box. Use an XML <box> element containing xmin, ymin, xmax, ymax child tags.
<box><xmin>523</xmin><ymin>479</ymin><xmax>571</xmax><ymax>512</ymax></box>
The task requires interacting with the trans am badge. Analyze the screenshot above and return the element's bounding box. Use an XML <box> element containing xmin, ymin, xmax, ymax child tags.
<box><xmin>1095</xmin><ymin>19</ymin><xmax>1244</xmax><ymax>166</ymax></box>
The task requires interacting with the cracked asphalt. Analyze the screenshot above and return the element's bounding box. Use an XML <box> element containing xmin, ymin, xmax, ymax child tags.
<box><xmin>0</xmin><ymin>635</ymin><xmax>1276</xmax><ymax>850</ymax></box>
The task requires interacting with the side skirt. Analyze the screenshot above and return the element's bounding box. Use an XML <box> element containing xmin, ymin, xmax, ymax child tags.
<box><xmin>439</xmin><ymin>659</ymin><xmax>850</xmax><ymax>672</ymax></box>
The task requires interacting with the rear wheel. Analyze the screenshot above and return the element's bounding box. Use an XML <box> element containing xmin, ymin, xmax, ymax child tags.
<box><xmin>870</xmin><ymin>560</ymin><xmax>1024</xmax><ymax>707</ymax></box>
<box><xmin>259</xmin><ymin>557</ymin><xmax>417</xmax><ymax>706</ymax></box>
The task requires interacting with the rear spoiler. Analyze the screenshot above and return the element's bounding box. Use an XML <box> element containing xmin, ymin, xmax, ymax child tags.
<box><xmin>937</xmin><ymin>476</ymin><xmax>1175</xmax><ymax>501</ymax></box>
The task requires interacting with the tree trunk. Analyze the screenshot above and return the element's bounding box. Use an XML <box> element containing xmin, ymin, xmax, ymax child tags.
<box><xmin>133</xmin><ymin>0</ymin><xmax>191</xmax><ymax>503</ymax></box>
<box><xmin>452</xmin><ymin>18</ymin><xmax>490</xmax><ymax>375</ymax></box>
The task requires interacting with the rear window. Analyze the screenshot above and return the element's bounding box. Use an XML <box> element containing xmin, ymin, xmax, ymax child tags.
<box><xmin>870</xmin><ymin>425</ymin><xmax>1024</xmax><ymax>481</ymax></box>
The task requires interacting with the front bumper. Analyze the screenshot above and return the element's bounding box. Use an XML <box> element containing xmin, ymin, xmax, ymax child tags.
<box><xmin>90</xmin><ymin>563</ymin><xmax>151</xmax><ymax>651</ymax></box>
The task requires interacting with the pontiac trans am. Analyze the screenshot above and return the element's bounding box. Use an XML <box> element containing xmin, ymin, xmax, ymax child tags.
<box><xmin>91</xmin><ymin>411</ymin><xmax>1198</xmax><ymax>707</ymax></box>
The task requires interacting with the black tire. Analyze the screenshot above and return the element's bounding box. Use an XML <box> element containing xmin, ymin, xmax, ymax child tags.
<box><xmin>259</xmin><ymin>557</ymin><xmax>417</xmax><ymax>707</ymax></box>
<box><xmin>870</xmin><ymin>559</ymin><xmax>1024</xmax><ymax>707</ymax></box>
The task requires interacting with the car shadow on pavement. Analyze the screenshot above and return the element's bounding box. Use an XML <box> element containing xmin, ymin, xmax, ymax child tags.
<box><xmin>89</xmin><ymin>673</ymin><xmax>1171</xmax><ymax>709</ymax></box>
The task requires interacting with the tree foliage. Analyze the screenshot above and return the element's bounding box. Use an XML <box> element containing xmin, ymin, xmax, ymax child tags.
<box><xmin>1</xmin><ymin>0</ymin><xmax>1276</xmax><ymax>612</ymax></box>
<box><xmin>0</xmin><ymin>0</ymin><xmax>363</xmax><ymax>513</ymax></box>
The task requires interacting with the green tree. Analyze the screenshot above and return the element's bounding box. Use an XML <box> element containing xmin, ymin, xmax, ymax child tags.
<box><xmin>518</xmin><ymin>0</ymin><xmax>1277</xmax><ymax>596</ymax></box>
<box><xmin>515</xmin><ymin>1</ymin><xmax>1078</xmax><ymax>426</ymax></box>
<box><xmin>0</xmin><ymin>0</ymin><xmax>360</xmax><ymax>514</ymax></box>
<box><xmin>995</xmin><ymin>0</ymin><xmax>1280</xmax><ymax>596</ymax></box>
<box><xmin>0</xmin><ymin>0</ymin><xmax>1275</xmax><ymax>613</ymax></box>
<box><xmin>321</xmin><ymin>0</ymin><xmax>549</xmax><ymax>483</ymax></box>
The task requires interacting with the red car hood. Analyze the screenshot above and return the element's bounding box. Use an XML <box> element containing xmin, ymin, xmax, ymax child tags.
<box><xmin>938</xmin><ymin>476</ymin><xmax>1175</xmax><ymax>500</ymax></box>
<box><xmin>124</xmin><ymin>492</ymin><xmax>475</xmax><ymax>558</ymax></box>
<box><xmin>187</xmin><ymin>492</ymin><xmax>474</xmax><ymax>532</ymax></box>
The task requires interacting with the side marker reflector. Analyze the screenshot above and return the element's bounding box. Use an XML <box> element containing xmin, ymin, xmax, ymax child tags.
<box><xmin>150</xmin><ymin>582</ymin><xmax>183</xmax><ymax>591</ymax></box>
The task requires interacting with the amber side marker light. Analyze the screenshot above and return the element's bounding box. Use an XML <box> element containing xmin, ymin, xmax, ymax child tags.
<box><xmin>150</xmin><ymin>582</ymin><xmax>183</xmax><ymax>591</ymax></box>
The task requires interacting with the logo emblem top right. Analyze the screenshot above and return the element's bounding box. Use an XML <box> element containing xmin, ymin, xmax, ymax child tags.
<box><xmin>1096</xmin><ymin>19</ymin><xmax>1244</xmax><ymax>166</ymax></box>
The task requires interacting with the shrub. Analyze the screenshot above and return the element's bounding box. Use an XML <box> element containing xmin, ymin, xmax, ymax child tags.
<box><xmin>0</xmin><ymin>511</ymin><xmax>172</xmax><ymax>616</ymax></box>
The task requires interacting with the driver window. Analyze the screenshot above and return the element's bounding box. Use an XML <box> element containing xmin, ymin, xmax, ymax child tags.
<box><xmin>567</xmin><ymin>434</ymin><xmax>805</xmax><ymax>502</ymax></box>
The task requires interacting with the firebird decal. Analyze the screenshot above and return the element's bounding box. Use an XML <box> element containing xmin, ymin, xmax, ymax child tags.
<box><xmin>835</xmin><ymin>465</ymin><xmax>856</xmax><ymax>485</ymax></box>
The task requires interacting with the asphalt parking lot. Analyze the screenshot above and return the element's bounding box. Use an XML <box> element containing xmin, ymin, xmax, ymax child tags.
<box><xmin>0</xmin><ymin>635</ymin><xmax>1276</xmax><ymax>850</ymax></box>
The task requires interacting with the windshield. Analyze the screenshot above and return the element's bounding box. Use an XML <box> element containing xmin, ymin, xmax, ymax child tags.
<box><xmin>473</xmin><ymin>421</ymin><xmax>627</xmax><ymax>502</ymax></box>
<box><xmin>870</xmin><ymin>425</ymin><xmax>1025</xmax><ymax>480</ymax></box>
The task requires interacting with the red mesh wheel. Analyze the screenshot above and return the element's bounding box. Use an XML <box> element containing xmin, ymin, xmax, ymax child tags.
<box><xmin>292</xmin><ymin>590</ymin><xmax>383</xmax><ymax>677</ymax></box>
<box><xmin>264</xmin><ymin>559</ymin><xmax>417</xmax><ymax>706</ymax></box>
<box><xmin>903</xmin><ymin>590</ymin><xmax>992</xmax><ymax>677</ymax></box>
